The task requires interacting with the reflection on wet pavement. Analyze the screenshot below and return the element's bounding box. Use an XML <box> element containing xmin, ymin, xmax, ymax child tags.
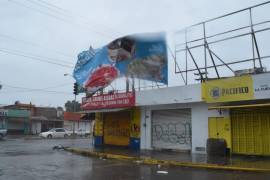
<box><xmin>0</xmin><ymin>137</ymin><xmax>269</xmax><ymax>180</ymax></box>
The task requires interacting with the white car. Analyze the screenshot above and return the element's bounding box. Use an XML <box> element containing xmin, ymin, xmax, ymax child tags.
<box><xmin>39</xmin><ymin>128</ymin><xmax>71</xmax><ymax>139</ymax></box>
<box><xmin>75</xmin><ymin>129</ymin><xmax>91</xmax><ymax>137</ymax></box>
<box><xmin>0</xmin><ymin>128</ymin><xmax>7</xmax><ymax>139</ymax></box>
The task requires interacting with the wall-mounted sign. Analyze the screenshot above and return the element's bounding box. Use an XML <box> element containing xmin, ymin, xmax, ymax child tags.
<box><xmin>202</xmin><ymin>75</ymin><xmax>254</xmax><ymax>103</ymax></box>
<box><xmin>253</xmin><ymin>73</ymin><xmax>270</xmax><ymax>100</ymax></box>
<box><xmin>202</xmin><ymin>73</ymin><xmax>270</xmax><ymax>103</ymax></box>
<box><xmin>81</xmin><ymin>92</ymin><xmax>135</xmax><ymax>110</ymax></box>
<box><xmin>73</xmin><ymin>32</ymin><xmax>168</xmax><ymax>94</ymax></box>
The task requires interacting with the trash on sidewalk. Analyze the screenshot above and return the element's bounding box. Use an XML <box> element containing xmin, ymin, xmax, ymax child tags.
<box><xmin>157</xmin><ymin>170</ymin><xmax>168</xmax><ymax>174</ymax></box>
<box><xmin>52</xmin><ymin>144</ymin><xmax>68</xmax><ymax>150</ymax></box>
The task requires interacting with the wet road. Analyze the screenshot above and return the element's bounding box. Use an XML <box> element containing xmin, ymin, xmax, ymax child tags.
<box><xmin>0</xmin><ymin>137</ymin><xmax>269</xmax><ymax>180</ymax></box>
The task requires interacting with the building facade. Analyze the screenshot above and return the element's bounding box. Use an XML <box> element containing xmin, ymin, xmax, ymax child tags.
<box><xmin>0</xmin><ymin>108</ymin><xmax>30</xmax><ymax>134</ymax></box>
<box><xmin>89</xmin><ymin>73</ymin><xmax>270</xmax><ymax>155</ymax></box>
<box><xmin>63</xmin><ymin>112</ymin><xmax>93</xmax><ymax>133</ymax></box>
<box><xmin>3</xmin><ymin>103</ymin><xmax>64</xmax><ymax>135</ymax></box>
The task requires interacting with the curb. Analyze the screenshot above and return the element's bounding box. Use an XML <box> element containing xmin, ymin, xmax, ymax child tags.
<box><xmin>65</xmin><ymin>148</ymin><xmax>270</xmax><ymax>173</ymax></box>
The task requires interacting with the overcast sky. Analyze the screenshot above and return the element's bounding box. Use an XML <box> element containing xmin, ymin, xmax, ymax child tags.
<box><xmin>0</xmin><ymin>0</ymin><xmax>266</xmax><ymax>107</ymax></box>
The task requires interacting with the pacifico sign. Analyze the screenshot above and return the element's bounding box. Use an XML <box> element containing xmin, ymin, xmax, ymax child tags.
<box><xmin>81</xmin><ymin>92</ymin><xmax>135</xmax><ymax>110</ymax></box>
<box><xmin>202</xmin><ymin>75</ymin><xmax>254</xmax><ymax>103</ymax></box>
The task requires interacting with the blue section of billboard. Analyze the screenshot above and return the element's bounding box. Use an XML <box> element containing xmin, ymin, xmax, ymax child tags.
<box><xmin>73</xmin><ymin>32</ymin><xmax>168</xmax><ymax>94</ymax></box>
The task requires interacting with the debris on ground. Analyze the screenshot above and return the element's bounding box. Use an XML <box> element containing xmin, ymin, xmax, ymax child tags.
<box><xmin>52</xmin><ymin>144</ymin><xmax>67</xmax><ymax>150</ymax></box>
<box><xmin>157</xmin><ymin>170</ymin><xmax>168</xmax><ymax>174</ymax></box>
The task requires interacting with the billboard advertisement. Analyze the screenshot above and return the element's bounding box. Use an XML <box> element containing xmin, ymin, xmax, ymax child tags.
<box><xmin>73</xmin><ymin>32</ymin><xmax>168</xmax><ymax>94</ymax></box>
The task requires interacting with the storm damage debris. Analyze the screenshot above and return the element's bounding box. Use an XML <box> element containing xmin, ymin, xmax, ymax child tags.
<box><xmin>52</xmin><ymin>144</ymin><xmax>68</xmax><ymax>150</ymax></box>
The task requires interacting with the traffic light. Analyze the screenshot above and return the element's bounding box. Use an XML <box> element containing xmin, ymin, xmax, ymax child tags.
<box><xmin>73</xmin><ymin>82</ymin><xmax>79</xmax><ymax>95</ymax></box>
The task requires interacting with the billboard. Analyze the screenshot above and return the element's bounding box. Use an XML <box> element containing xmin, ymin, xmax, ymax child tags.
<box><xmin>73</xmin><ymin>32</ymin><xmax>168</xmax><ymax>94</ymax></box>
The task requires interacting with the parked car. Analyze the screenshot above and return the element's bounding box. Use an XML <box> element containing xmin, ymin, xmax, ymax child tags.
<box><xmin>39</xmin><ymin>128</ymin><xmax>72</xmax><ymax>139</ymax></box>
<box><xmin>75</xmin><ymin>129</ymin><xmax>91</xmax><ymax>137</ymax></box>
<box><xmin>0</xmin><ymin>128</ymin><xmax>7</xmax><ymax>139</ymax></box>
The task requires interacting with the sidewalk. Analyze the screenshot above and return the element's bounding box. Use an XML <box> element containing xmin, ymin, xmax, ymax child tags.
<box><xmin>65</xmin><ymin>145</ymin><xmax>270</xmax><ymax>172</ymax></box>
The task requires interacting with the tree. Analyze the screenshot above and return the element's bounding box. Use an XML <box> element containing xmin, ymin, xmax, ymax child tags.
<box><xmin>64</xmin><ymin>100</ymin><xmax>81</xmax><ymax>112</ymax></box>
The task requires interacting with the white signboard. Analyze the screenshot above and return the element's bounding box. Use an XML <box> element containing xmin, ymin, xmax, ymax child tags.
<box><xmin>253</xmin><ymin>73</ymin><xmax>270</xmax><ymax>100</ymax></box>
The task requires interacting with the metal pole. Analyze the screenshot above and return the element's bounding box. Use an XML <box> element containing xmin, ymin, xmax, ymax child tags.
<box><xmin>206</xmin><ymin>43</ymin><xmax>220</xmax><ymax>78</ymax></box>
<box><xmin>249</xmin><ymin>8</ymin><xmax>256</xmax><ymax>68</ymax></box>
<box><xmin>187</xmin><ymin>47</ymin><xmax>204</xmax><ymax>81</ymax></box>
<box><xmin>203</xmin><ymin>22</ymin><xmax>208</xmax><ymax>80</ymax></box>
<box><xmin>73</xmin><ymin>94</ymin><xmax>77</xmax><ymax>136</ymax></box>
<box><xmin>185</xmin><ymin>29</ymin><xmax>188</xmax><ymax>85</ymax></box>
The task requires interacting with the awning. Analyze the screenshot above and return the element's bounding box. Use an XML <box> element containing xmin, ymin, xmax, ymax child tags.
<box><xmin>80</xmin><ymin>108</ymin><xmax>127</xmax><ymax>113</ymax></box>
<box><xmin>209</xmin><ymin>103</ymin><xmax>270</xmax><ymax>110</ymax></box>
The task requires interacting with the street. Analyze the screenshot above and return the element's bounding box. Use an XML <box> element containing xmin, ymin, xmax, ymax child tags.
<box><xmin>0</xmin><ymin>137</ymin><xmax>269</xmax><ymax>180</ymax></box>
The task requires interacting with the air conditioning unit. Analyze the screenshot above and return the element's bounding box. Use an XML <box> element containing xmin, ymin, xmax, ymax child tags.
<box><xmin>234</xmin><ymin>67</ymin><xmax>265</xmax><ymax>76</ymax></box>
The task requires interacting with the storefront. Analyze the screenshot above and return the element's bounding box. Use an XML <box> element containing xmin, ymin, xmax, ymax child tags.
<box><xmin>137</xmin><ymin>84</ymin><xmax>211</xmax><ymax>153</ymax></box>
<box><xmin>82</xmin><ymin>92</ymin><xmax>140</xmax><ymax>150</ymax></box>
<box><xmin>151</xmin><ymin>108</ymin><xmax>191</xmax><ymax>150</ymax></box>
<box><xmin>204</xmin><ymin>73</ymin><xmax>270</xmax><ymax>155</ymax></box>
<box><xmin>231</xmin><ymin>107</ymin><xmax>270</xmax><ymax>155</ymax></box>
<box><xmin>93</xmin><ymin>108</ymin><xmax>140</xmax><ymax>149</ymax></box>
<box><xmin>5</xmin><ymin>109</ymin><xmax>30</xmax><ymax>134</ymax></box>
<box><xmin>103</xmin><ymin>111</ymin><xmax>131</xmax><ymax>146</ymax></box>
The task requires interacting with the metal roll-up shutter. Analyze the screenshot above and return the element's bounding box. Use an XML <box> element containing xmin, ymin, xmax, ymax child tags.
<box><xmin>104</xmin><ymin>111</ymin><xmax>131</xmax><ymax>146</ymax></box>
<box><xmin>151</xmin><ymin>109</ymin><xmax>191</xmax><ymax>150</ymax></box>
<box><xmin>232</xmin><ymin>108</ymin><xmax>270</xmax><ymax>155</ymax></box>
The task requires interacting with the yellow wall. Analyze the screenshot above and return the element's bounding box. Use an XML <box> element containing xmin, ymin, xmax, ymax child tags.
<box><xmin>130</xmin><ymin>108</ymin><xmax>140</xmax><ymax>138</ymax></box>
<box><xmin>208</xmin><ymin>117</ymin><xmax>231</xmax><ymax>149</ymax></box>
<box><xmin>94</xmin><ymin>113</ymin><xmax>103</xmax><ymax>136</ymax></box>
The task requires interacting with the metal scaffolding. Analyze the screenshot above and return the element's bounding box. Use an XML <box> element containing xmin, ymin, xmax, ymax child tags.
<box><xmin>174</xmin><ymin>1</ymin><xmax>270</xmax><ymax>85</ymax></box>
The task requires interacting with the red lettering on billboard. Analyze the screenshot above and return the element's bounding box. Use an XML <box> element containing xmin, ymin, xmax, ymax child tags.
<box><xmin>81</xmin><ymin>92</ymin><xmax>135</xmax><ymax>110</ymax></box>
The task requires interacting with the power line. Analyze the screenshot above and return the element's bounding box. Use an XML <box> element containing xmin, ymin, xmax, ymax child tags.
<box><xmin>0</xmin><ymin>33</ymin><xmax>75</xmax><ymax>59</ymax></box>
<box><xmin>0</xmin><ymin>48</ymin><xmax>73</xmax><ymax>68</ymax></box>
<box><xmin>3</xmin><ymin>83</ymin><xmax>73</xmax><ymax>93</ymax></box>
<box><xmin>34</xmin><ymin>0</ymin><xmax>122</xmax><ymax>36</ymax></box>
<box><xmin>0</xmin><ymin>47</ymin><xmax>74</xmax><ymax>66</ymax></box>
<box><xmin>28</xmin><ymin>0</ymin><xmax>118</xmax><ymax>38</ymax></box>
<box><xmin>0</xmin><ymin>47</ymin><xmax>74</xmax><ymax>65</ymax></box>
<box><xmin>9</xmin><ymin>0</ymin><xmax>115</xmax><ymax>39</ymax></box>
<box><xmin>1</xmin><ymin>84</ymin><xmax>72</xmax><ymax>94</ymax></box>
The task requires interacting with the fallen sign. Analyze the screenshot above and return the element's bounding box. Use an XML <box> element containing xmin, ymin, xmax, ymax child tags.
<box><xmin>81</xmin><ymin>92</ymin><xmax>135</xmax><ymax>110</ymax></box>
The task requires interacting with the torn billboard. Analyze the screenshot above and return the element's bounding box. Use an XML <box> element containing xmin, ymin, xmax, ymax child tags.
<box><xmin>73</xmin><ymin>32</ymin><xmax>168</xmax><ymax>94</ymax></box>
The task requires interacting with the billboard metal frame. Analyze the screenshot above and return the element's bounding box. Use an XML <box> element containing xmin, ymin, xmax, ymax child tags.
<box><xmin>174</xmin><ymin>1</ymin><xmax>270</xmax><ymax>84</ymax></box>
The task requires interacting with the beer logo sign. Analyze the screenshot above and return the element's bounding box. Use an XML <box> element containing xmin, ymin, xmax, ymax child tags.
<box><xmin>210</xmin><ymin>87</ymin><xmax>221</xmax><ymax>99</ymax></box>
